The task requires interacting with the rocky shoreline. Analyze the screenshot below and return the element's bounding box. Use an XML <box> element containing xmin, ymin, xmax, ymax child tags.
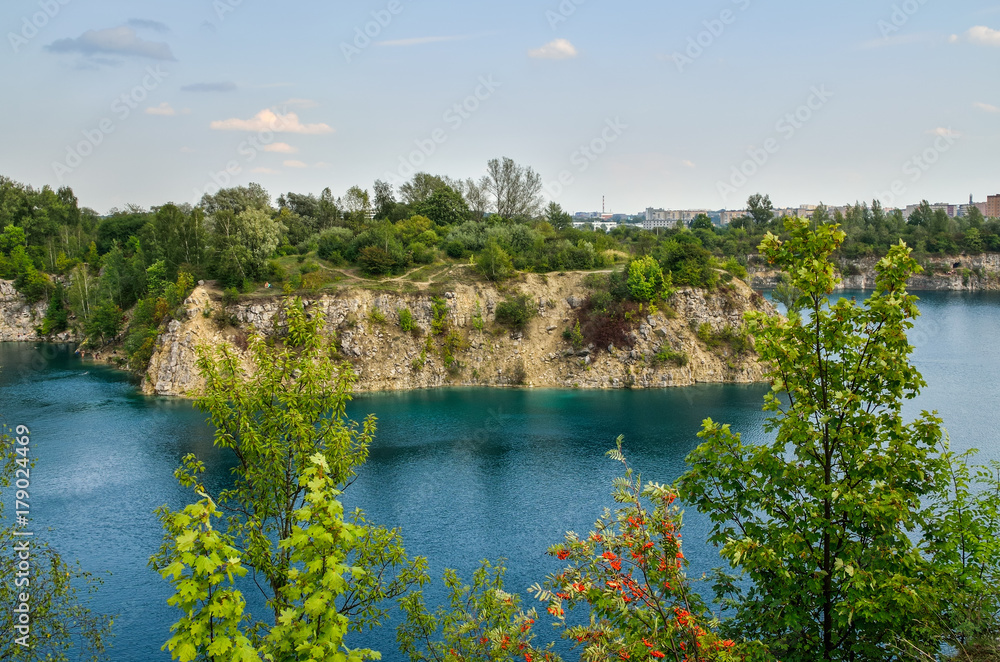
<box><xmin>142</xmin><ymin>273</ymin><xmax>773</xmax><ymax>397</ymax></box>
<box><xmin>11</xmin><ymin>251</ymin><xmax>993</xmax><ymax>399</ymax></box>
<box><xmin>749</xmin><ymin>252</ymin><xmax>1000</xmax><ymax>291</ymax></box>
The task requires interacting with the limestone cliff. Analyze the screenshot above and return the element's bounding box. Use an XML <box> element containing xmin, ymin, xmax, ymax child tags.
<box><xmin>0</xmin><ymin>280</ymin><xmax>75</xmax><ymax>342</ymax></box>
<box><xmin>143</xmin><ymin>272</ymin><xmax>774</xmax><ymax>397</ymax></box>
<box><xmin>750</xmin><ymin>252</ymin><xmax>1000</xmax><ymax>291</ymax></box>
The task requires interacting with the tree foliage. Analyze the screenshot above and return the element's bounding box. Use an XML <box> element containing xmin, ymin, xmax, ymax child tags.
<box><xmin>153</xmin><ymin>297</ymin><xmax>427</xmax><ymax>659</ymax></box>
<box><xmin>677</xmin><ymin>217</ymin><xmax>979</xmax><ymax>661</ymax></box>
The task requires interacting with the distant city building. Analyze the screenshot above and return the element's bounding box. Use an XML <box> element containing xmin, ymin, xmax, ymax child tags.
<box><xmin>774</xmin><ymin>205</ymin><xmax>818</xmax><ymax>219</ymax></box>
<box><xmin>718</xmin><ymin>210</ymin><xmax>746</xmax><ymax>225</ymax></box>
<box><xmin>903</xmin><ymin>202</ymin><xmax>960</xmax><ymax>219</ymax></box>
<box><xmin>644</xmin><ymin>207</ymin><xmax>710</xmax><ymax>230</ymax></box>
<box><xmin>573</xmin><ymin>220</ymin><xmax>620</xmax><ymax>232</ymax></box>
<box><xmin>987</xmin><ymin>194</ymin><xmax>1000</xmax><ymax>219</ymax></box>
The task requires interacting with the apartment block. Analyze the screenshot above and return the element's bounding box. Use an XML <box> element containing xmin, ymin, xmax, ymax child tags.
<box><xmin>987</xmin><ymin>195</ymin><xmax>1000</xmax><ymax>219</ymax></box>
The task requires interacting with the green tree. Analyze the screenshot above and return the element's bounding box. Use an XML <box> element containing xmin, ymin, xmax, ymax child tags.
<box><xmin>907</xmin><ymin>200</ymin><xmax>934</xmax><ymax>227</ymax></box>
<box><xmin>413</xmin><ymin>187</ymin><xmax>471</xmax><ymax>227</ymax></box>
<box><xmin>40</xmin><ymin>282</ymin><xmax>70</xmax><ymax>335</ymax></box>
<box><xmin>372</xmin><ymin>179</ymin><xmax>397</xmax><ymax>220</ymax></box>
<box><xmin>399</xmin><ymin>173</ymin><xmax>452</xmax><ymax>205</ymax></box>
<box><xmin>145</xmin><ymin>204</ymin><xmax>208</xmax><ymax>276</ymax></box>
<box><xmin>153</xmin><ymin>298</ymin><xmax>426</xmax><ymax>657</ymax></box>
<box><xmin>199</xmin><ymin>183</ymin><xmax>272</xmax><ymax>216</ymax></box>
<box><xmin>546</xmin><ymin>202</ymin><xmax>574</xmax><ymax>232</ymax></box>
<box><xmin>964</xmin><ymin>227</ymin><xmax>984</xmax><ymax>254</ymax></box>
<box><xmin>691</xmin><ymin>213</ymin><xmax>715</xmax><ymax>231</ymax></box>
<box><xmin>0</xmin><ymin>223</ymin><xmax>26</xmax><ymax>253</ymax></box>
<box><xmin>155</xmin><ymin>454</ymin><xmax>380</xmax><ymax>662</ymax></box>
<box><xmin>483</xmin><ymin>157</ymin><xmax>543</xmax><ymax>220</ymax></box>
<box><xmin>84</xmin><ymin>299</ymin><xmax>124</xmax><ymax>344</ymax></box>
<box><xmin>626</xmin><ymin>255</ymin><xmax>670</xmax><ymax>302</ymax></box>
<box><xmin>210</xmin><ymin>208</ymin><xmax>284</xmax><ymax>286</ymax></box>
<box><xmin>475</xmin><ymin>239</ymin><xmax>514</xmax><ymax>282</ymax></box>
<box><xmin>678</xmin><ymin>217</ymin><xmax>954</xmax><ymax>661</ymax></box>
<box><xmin>746</xmin><ymin>193</ymin><xmax>774</xmax><ymax>232</ymax></box>
<box><xmin>966</xmin><ymin>205</ymin><xmax>985</xmax><ymax>229</ymax></box>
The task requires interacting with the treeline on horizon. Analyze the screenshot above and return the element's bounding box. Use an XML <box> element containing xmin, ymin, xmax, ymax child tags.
<box><xmin>1</xmin><ymin>158</ymin><xmax>998</xmax><ymax>368</ymax></box>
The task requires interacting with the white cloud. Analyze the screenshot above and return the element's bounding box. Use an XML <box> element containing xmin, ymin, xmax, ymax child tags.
<box><xmin>263</xmin><ymin>142</ymin><xmax>298</xmax><ymax>153</ymax></box>
<box><xmin>975</xmin><ymin>102</ymin><xmax>1000</xmax><ymax>113</ymax></box>
<box><xmin>314</xmin><ymin>162</ymin><xmax>331</xmax><ymax>168</ymax></box>
<box><xmin>251</xmin><ymin>167</ymin><xmax>280</xmax><ymax>174</ymax></box>
<box><xmin>283</xmin><ymin>160</ymin><xmax>308</xmax><ymax>168</ymax></box>
<box><xmin>210</xmin><ymin>109</ymin><xmax>333</xmax><ymax>134</ymax></box>
<box><xmin>528</xmin><ymin>38</ymin><xmax>578</xmax><ymax>60</ymax></box>
<box><xmin>682</xmin><ymin>160</ymin><xmax>696</xmax><ymax>169</ymax></box>
<box><xmin>928</xmin><ymin>127</ymin><xmax>961</xmax><ymax>138</ymax></box>
<box><xmin>960</xmin><ymin>25</ymin><xmax>1000</xmax><ymax>46</ymax></box>
<box><xmin>179</xmin><ymin>146</ymin><xmax>196</xmax><ymax>153</ymax></box>
<box><xmin>47</xmin><ymin>26</ymin><xmax>175</xmax><ymax>60</ymax></box>
<box><xmin>146</xmin><ymin>102</ymin><xmax>176</xmax><ymax>116</ymax></box>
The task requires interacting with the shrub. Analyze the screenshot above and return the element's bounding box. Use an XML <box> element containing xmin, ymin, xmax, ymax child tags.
<box><xmin>696</xmin><ymin>323</ymin><xmax>752</xmax><ymax>356</ymax></box>
<box><xmin>222</xmin><ymin>287</ymin><xmax>241</xmax><ymax>307</ymax></box>
<box><xmin>431</xmin><ymin>297</ymin><xmax>449</xmax><ymax>335</ymax></box>
<box><xmin>475</xmin><ymin>239</ymin><xmax>514</xmax><ymax>282</ymax></box>
<box><xmin>409</xmin><ymin>242</ymin><xmax>435</xmax><ymax>265</ymax></box>
<box><xmin>494</xmin><ymin>294</ymin><xmax>536</xmax><ymax>330</ymax></box>
<box><xmin>572</xmin><ymin>292</ymin><xmax>641</xmax><ymax>353</ymax></box>
<box><xmin>85</xmin><ymin>300</ymin><xmax>124</xmax><ymax>344</ymax></box>
<box><xmin>841</xmin><ymin>261</ymin><xmax>863</xmax><ymax>276</ymax></box>
<box><xmin>657</xmin><ymin>239</ymin><xmax>717</xmax><ymax>289</ymax></box>
<box><xmin>507</xmin><ymin>358</ymin><xmax>527</xmax><ymax>385</ymax></box>
<box><xmin>626</xmin><ymin>255</ymin><xmax>668</xmax><ymax>302</ymax></box>
<box><xmin>471</xmin><ymin>301</ymin><xmax>485</xmax><ymax>333</ymax></box>
<box><xmin>316</xmin><ymin>228</ymin><xmax>354</xmax><ymax>262</ymax></box>
<box><xmin>442</xmin><ymin>329</ymin><xmax>465</xmax><ymax>373</ymax></box>
<box><xmin>369</xmin><ymin>307</ymin><xmax>387</xmax><ymax>325</ymax></box>
<box><xmin>398</xmin><ymin>307</ymin><xmax>415</xmax><ymax>332</ymax></box>
<box><xmin>265</xmin><ymin>260</ymin><xmax>286</xmax><ymax>282</ymax></box>
<box><xmin>358</xmin><ymin>245</ymin><xmax>398</xmax><ymax>276</ymax></box>
<box><xmin>654</xmin><ymin>346</ymin><xmax>689</xmax><ymax>367</ymax></box>
<box><xmin>722</xmin><ymin>257</ymin><xmax>748</xmax><ymax>280</ymax></box>
<box><xmin>444</xmin><ymin>240</ymin><xmax>467</xmax><ymax>259</ymax></box>
<box><xmin>562</xmin><ymin>320</ymin><xmax>585</xmax><ymax>350</ymax></box>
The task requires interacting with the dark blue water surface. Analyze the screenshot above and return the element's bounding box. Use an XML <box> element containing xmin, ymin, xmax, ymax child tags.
<box><xmin>1</xmin><ymin>290</ymin><xmax>998</xmax><ymax>660</ymax></box>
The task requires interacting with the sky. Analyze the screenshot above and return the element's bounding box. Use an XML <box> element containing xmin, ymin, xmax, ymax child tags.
<box><xmin>1</xmin><ymin>0</ymin><xmax>998</xmax><ymax>215</ymax></box>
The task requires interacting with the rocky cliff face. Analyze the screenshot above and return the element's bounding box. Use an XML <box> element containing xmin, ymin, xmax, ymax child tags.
<box><xmin>0</xmin><ymin>280</ymin><xmax>59</xmax><ymax>342</ymax></box>
<box><xmin>143</xmin><ymin>273</ymin><xmax>774</xmax><ymax>397</ymax></box>
<box><xmin>750</xmin><ymin>253</ymin><xmax>1000</xmax><ymax>291</ymax></box>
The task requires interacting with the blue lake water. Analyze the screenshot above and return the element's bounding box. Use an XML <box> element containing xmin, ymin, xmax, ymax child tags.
<box><xmin>1</xmin><ymin>290</ymin><xmax>998</xmax><ymax>660</ymax></box>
